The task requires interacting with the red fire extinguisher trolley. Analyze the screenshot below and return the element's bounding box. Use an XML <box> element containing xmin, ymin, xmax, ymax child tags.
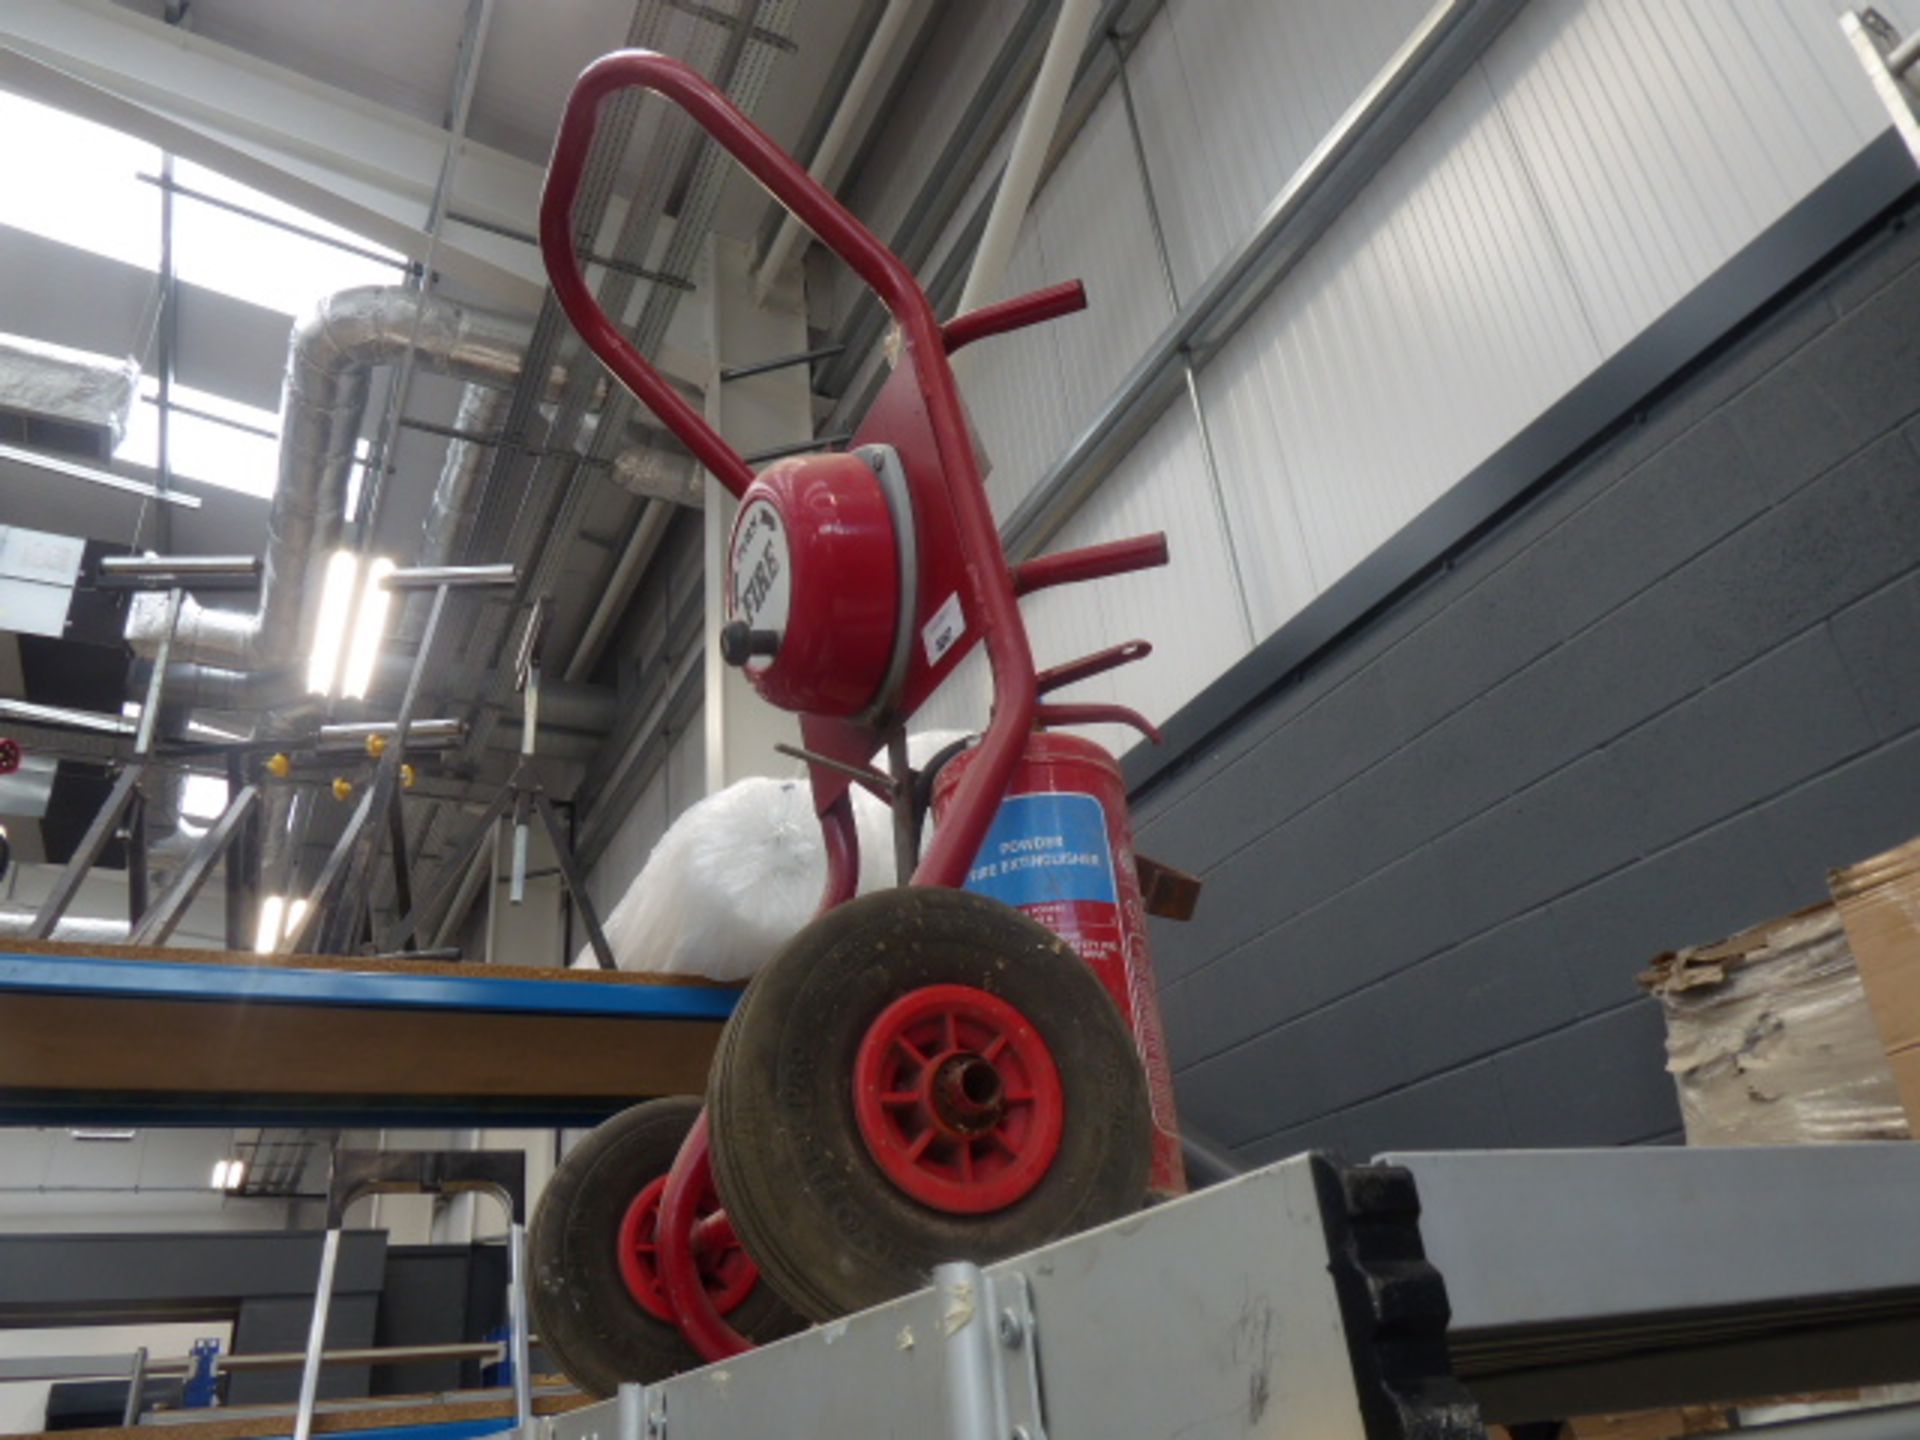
<box><xmin>529</xmin><ymin>49</ymin><xmax>1193</xmax><ymax>1392</ymax></box>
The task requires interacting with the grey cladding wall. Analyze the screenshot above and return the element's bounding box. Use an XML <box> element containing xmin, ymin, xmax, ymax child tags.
<box><xmin>1134</xmin><ymin>194</ymin><xmax>1920</xmax><ymax>1166</ymax></box>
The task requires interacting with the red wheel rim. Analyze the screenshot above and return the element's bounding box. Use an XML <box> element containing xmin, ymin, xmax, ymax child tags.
<box><xmin>616</xmin><ymin>1173</ymin><xmax>757</xmax><ymax>1323</ymax></box>
<box><xmin>854</xmin><ymin>983</ymin><xmax>1065</xmax><ymax>1214</ymax></box>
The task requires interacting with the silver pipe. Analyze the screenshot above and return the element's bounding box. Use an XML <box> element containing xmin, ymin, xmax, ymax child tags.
<box><xmin>0</xmin><ymin>698</ymin><xmax>135</xmax><ymax>735</ymax></box>
<box><xmin>317</xmin><ymin>718</ymin><xmax>466</xmax><ymax>752</ymax></box>
<box><xmin>609</xmin><ymin>439</ymin><xmax>703</xmax><ymax>506</ymax></box>
<box><xmin>385</xmin><ymin>562</ymin><xmax>517</xmax><ymax>590</ymax></box>
<box><xmin>292</xmin><ymin>1229</ymin><xmax>341</xmax><ymax>1440</ymax></box>
<box><xmin>355</xmin><ymin>0</ymin><xmax>497</xmax><ymax>543</ymax></box>
<box><xmin>564</xmin><ymin>502</ymin><xmax>673</xmax><ymax>682</ymax></box>
<box><xmin>157</xmin><ymin>659</ymin><xmax>302</xmax><ymax>714</ymax></box>
<box><xmin>1891</xmin><ymin>28</ymin><xmax>1920</xmax><ymax>76</ymax></box>
<box><xmin>507</xmin><ymin>1221</ymin><xmax>533</xmax><ymax>1431</ymax></box>
<box><xmin>121</xmin><ymin>1347</ymin><xmax>147</xmax><ymax>1428</ymax></box>
<box><xmin>100</xmin><ymin>554</ymin><xmax>260</xmax><ymax>580</ymax></box>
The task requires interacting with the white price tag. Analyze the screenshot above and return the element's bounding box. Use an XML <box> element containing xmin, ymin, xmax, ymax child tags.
<box><xmin>921</xmin><ymin>591</ymin><xmax>965</xmax><ymax>666</ymax></box>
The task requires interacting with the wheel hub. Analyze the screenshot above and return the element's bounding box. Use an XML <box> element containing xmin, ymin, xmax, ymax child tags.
<box><xmin>615</xmin><ymin>1174</ymin><xmax>757</xmax><ymax>1322</ymax></box>
<box><xmin>853</xmin><ymin>983</ymin><xmax>1065</xmax><ymax>1214</ymax></box>
<box><xmin>931</xmin><ymin>1053</ymin><xmax>1006</xmax><ymax>1135</ymax></box>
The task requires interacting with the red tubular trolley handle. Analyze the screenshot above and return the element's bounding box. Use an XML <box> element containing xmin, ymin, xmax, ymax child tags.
<box><xmin>542</xmin><ymin>49</ymin><xmax>1040</xmax><ymax>892</ymax></box>
<box><xmin>542</xmin><ymin>49</ymin><xmax>950</xmax><ymax>500</ymax></box>
<box><xmin>1036</xmin><ymin>640</ymin><xmax>1152</xmax><ymax>697</ymax></box>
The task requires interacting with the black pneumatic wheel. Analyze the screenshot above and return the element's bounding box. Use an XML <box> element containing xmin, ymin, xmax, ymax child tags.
<box><xmin>707</xmin><ymin>887</ymin><xmax>1152</xmax><ymax>1321</ymax></box>
<box><xmin>528</xmin><ymin>1096</ymin><xmax>803</xmax><ymax>1394</ymax></box>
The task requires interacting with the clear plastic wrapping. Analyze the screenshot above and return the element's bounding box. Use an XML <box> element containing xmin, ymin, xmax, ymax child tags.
<box><xmin>1642</xmin><ymin>904</ymin><xmax>1912</xmax><ymax>1146</ymax></box>
<box><xmin>576</xmin><ymin>731</ymin><xmax>968</xmax><ymax>978</ymax></box>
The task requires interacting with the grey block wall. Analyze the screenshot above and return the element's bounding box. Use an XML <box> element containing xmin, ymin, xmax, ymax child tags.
<box><xmin>1133</xmin><ymin>197</ymin><xmax>1920</xmax><ymax>1166</ymax></box>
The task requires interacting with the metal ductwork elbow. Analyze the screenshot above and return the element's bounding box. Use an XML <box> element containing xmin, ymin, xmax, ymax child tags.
<box><xmin>124</xmin><ymin>286</ymin><xmax>536</xmax><ymax>684</ymax></box>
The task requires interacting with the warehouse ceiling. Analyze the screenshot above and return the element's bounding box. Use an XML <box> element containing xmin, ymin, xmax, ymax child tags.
<box><xmin>2</xmin><ymin>0</ymin><xmax>897</xmax><ymax>915</ymax></box>
<box><xmin>106</xmin><ymin>0</ymin><xmax>866</xmax><ymax>242</ymax></box>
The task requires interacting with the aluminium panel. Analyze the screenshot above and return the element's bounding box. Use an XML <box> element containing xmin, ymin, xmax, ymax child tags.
<box><xmin>1028</xmin><ymin>87</ymin><xmax>1177</xmax><ymax>481</ymax></box>
<box><xmin>548</xmin><ymin>1155</ymin><xmax>1370</xmax><ymax>1440</ymax></box>
<box><xmin>1385</xmin><ymin>1144</ymin><xmax>1920</xmax><ymax>1333</ymax></box>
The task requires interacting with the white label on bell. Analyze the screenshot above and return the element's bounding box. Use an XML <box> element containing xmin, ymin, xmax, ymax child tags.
<box><xmin>921</xmin><ymin>591</ymin><xmax>965</xmax><ymax>666</ymax></box>
<box><xmin>729</xmin><ymin>498</ymin><xmax>791</xmax><ymax>672</ymax></box>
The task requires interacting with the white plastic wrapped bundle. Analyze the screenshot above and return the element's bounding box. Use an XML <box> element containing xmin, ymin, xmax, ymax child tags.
<box><xmin>1643</xmin><ymin>903</ymin><xmax>1912</xmax><ymax>1146</ymax></box>
<box><xmin>575</xmin><ymin>731</ymin><xmax>970</xmax><ymax>979</ymax></box>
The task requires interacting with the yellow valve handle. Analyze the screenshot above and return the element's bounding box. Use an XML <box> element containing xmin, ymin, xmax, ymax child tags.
<box><xmin>265</xmin><ymin>752</ymin><xmax>292</xmax><ymax>779</ymax></box>
<box><xmin>331</xmin><ymin>777</ymin><xmax>353</xmax><ymax>802</ymax></box>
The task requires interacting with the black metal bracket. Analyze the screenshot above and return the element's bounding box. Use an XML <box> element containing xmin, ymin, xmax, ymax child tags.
<box><xmin>1310</xmin><ymin>1156</ymin><xmax>1484</xmax><ymax>1439</ymax></box>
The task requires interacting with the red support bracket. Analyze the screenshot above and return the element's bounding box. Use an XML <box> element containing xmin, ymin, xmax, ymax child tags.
<box><xmin>1013</xmin><ymin>533</ymin><xmax>1169</xmax><ymax>596</ymax></box>
<box><xmin>942</xmin><ymin>280</ymin><xmax>1087</xmax><ymax>354</ymax></box>
<box><xmin>1036</xmin><ymin>640</ymin><xmax>1153</xmax><ymax>697</ymax></box>
<box><xmin>1035</xmin><ymin>701</ymin><xmax>1164</xmax><ymax>745</ymax></box>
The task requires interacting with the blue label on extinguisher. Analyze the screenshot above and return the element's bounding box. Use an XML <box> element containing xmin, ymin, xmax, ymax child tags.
<box><xmin>962</xmin><ymin>792</ymin><xmax>1118</xmax><ymax>908</ymax></box>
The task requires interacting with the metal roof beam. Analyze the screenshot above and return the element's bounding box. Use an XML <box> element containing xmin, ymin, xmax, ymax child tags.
<box><xmin>0</xmin><ymin>0</ymin><xmax>547</xmax><ymax>309</ymax></box>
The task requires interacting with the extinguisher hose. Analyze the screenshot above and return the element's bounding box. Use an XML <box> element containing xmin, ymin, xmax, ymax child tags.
<box><xmin>911</xmin><ymin>735</ymin><xmax>978</xmax><ymax>835</ymax></box>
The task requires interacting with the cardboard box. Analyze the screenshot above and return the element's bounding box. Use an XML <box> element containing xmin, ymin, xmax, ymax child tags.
<box><xmin>1831</xmin><ymin>836</ymin><xmax>1920</xmax><ymax>1130</ymax></box>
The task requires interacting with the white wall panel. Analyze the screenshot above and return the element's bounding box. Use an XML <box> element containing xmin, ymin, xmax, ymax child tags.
<box><xmin>851</xmin><ymin>0</ymin><xmax>1908</xmax><ymax>750</ymax></box>
<box><xmin>1484</xmin><ymin>0</ymin><xmax>1888</xmax><ymax>355</ymax></box>
<box><xmin>588</xmin><ymin>714</ymin><xmax>704</xmax><ymax>912</ymax></box>
<box><xmin>666</xmin><ymin>711</ymin><xmax>705</xmax><ymax>819</ymax></box>
<box><xmin>911</xmin><ymin>639</ymin><xmax>991</xmax><ymax>738</ymax></box>
<box><xmin>589</xmin><ymin>762</ymin><xmax>667</xmax><ymax>913</ymax></box>
<box><xmin>1029</xmin><ymin>88</ymin><xmax>1176</xmax><ymax>448</ymax></box>
<box><xmin>1020</xmin><ymin>401</ymin><xmax>1247</xmax><ymax>753</ymax></box>
<box><xmin>911</xmin><ymin>404</ymin><xmax>1245</xmax><ymax>753</ymax></box>
<box><xmin>1217</xmin><ymin>67</ymin><xmax>1603</xmax><ymax>592</ymax></box>
<box><xmin>1195</xmin><ymin>320</ymin><xmax>1319</xmax><ymax>637</ymax></box>
<box><xmin>1150</xmin><ymin>0</ymin><xmax>1433</xmax><ymax>296</ymax></box>
<box><xmin>965</xmin><ymin>219</ymin><xmax>1073</xmax><ymax>521</ymax></box>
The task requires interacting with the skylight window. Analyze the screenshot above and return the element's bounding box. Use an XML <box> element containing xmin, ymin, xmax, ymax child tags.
<box><xmin>0</xmin><ymin>92</ymin><xmax>403</xmax><ymax>320</ymax></box>
<box><xmin>116</xmin><ymin>379</ymin><xmax>280</xmax><ymax>498</ymax></box>
<box><xmin>171</xmin><ymin>159</ymin><xmax>404</xmax><ymax>318</ymax></box>
<box><xmin>0</xmin><ymin>92</ymin><xmax>159</xmax><ymax>270</ymax></box>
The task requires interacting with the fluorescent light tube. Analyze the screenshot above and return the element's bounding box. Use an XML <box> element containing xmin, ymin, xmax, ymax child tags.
<box><xmin>340</xmin><ymin>557</ymin><xmax>394</xmax><ymax>700</ymax></box>
<box><xmin>307</xmin><ymin>549</ymin><xmax>361</xmax><ymax>695</ymax></box>
<box><xmin>253</xmin><ymin>894</ymin><xmax>286</xmax><ymax>954</ymax></box>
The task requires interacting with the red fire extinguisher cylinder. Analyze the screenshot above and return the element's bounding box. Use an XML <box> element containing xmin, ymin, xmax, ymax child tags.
<box><xmin>933</xmin><ymin>730</ymin><xmax>1186</xmax><ymax>1197</ymax></box>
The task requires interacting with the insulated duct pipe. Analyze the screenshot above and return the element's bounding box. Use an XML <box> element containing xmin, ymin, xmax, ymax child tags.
<box><xmin>124</xmin><ymin>287</ymin><xmax>536</xmax><ymax>693</ymax></box>
<box><xmin>126</xmin><ymin>288</ymin><xmax>686</xmax><ymax>714</ymax></box>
